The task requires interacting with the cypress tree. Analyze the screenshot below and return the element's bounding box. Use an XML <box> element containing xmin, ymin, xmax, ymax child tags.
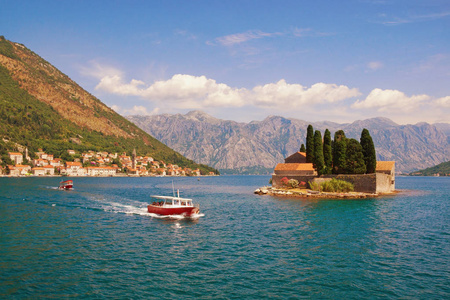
<box><xmin>360</xmin><ymin>128</ymin><xmax>377</xmax><ymax>173</ymax></box>
<box><xmin>306</xmin><ymin>124</ymin><xmax>314</xmax><ymax>163</ymax></box>
<box><xmin>313</xmin><ymin>130</ymin><xmax>325</xmax><ymax>175</ymax></box>
<box><xmin>346</xmin><ymin>138</ymin><xmax>366</xmax><ymax>174</ymax></box>
<box><xmin>332</xmin><ymin>130</ymin><xmax>347</xmax><ymax>174</ymax></box>
<box><xmin>300</xmin><ymin>143</ymin><xmax>306</xmax><ymax>152</ymax></box>
<box><xmin>323</xmin><ymin>129</ymin><xmax>332</xmax><ymax>174</ymax></box>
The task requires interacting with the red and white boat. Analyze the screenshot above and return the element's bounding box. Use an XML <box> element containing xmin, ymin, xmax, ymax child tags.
<box><xmin>59</xmin><ymin>180</ymin><xmax>73</xmax><ymax>190</ymax></box>
<box><xmin>148</xmin><ymin>192</ymin><xmax>199</xmax><ymax>217</ymax></box>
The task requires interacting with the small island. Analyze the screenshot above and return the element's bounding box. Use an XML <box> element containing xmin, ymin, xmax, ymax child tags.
<box><xmin>256</xmin><ymin>125</ymin><xmax>396</xmax><ymax>198</ymax></box>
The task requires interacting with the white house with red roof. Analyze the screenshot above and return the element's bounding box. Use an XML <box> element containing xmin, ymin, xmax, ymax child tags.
<box><xmin>8</xmin><ymin>152</ymin><xmax>23</xmax><ymax>165</ymax></box>
<box><xmin>8</xmin><ymin>165</ymin><xmax>31</xmax><ymax>176</ymax></box>
<box><xmin>61</xmin><ymin>162</ymin><xmax>86</xmax><ymax>176</ymax></box>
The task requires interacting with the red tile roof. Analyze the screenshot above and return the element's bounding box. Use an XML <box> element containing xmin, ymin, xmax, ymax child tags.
<box><xmin>376</xmin><ymin>161</ymin><xmax>395</xmax><ymax>171</ymax></box>
<box><xmin>8</xmin><ymin>152</ymin><xmax>22</xmax><ymax>156</ymax></box>
<box><xmin>274</xmin><ymin>163</ymin><xmax>315</xmax><ymax>171</ymax></box>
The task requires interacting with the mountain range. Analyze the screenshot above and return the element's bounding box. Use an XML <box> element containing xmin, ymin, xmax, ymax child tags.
<box><xmin>127</xmin><ymin>111</ymin><xmax>450</xmax><ymax>174</ymax></box>
<box><xmin>0</xmin><ymin>36</ymin><xmax>216</xmax><ymax>174</ymax></box>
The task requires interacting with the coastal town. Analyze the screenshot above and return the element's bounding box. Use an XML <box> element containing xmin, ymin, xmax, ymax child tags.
<box><xmin>1</xmin><ymin>148</ymin><xmax>214</xmax><ymax>177</ymax></box>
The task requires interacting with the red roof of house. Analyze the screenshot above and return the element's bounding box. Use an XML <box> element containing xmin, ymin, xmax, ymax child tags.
<box><xmin>8</xmin><ymin>152</ymin><xmax>22</xmax><ymax>156</ymax></box>
<box><xmin>274</xmin><ymin>163</ymin><xmax>315</xmax><ymax>171</ymax></box>
<box><xmin>376</xmin><ymin>161</ymin><xmax>395</xmax><ymax>172</ymax></box>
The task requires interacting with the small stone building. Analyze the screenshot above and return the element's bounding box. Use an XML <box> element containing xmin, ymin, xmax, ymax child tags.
<box><xmin>32</xmin><ymin>167</ymin><xmax>46</xmax><ymax>176</ymax></box>
<box><xmin>272</xmin><ymin>162</ymin><xmax>318</xmax><ymax>187</ymax></box>
<box><xmin>271</xmin><ymin>151</ymin><xmax>396</xmax><ymax>194</ymax></box>
<box><xmin>375</xmin><ymin>161</ymin><xmax>395</xmax><ymax>192</ymax></box>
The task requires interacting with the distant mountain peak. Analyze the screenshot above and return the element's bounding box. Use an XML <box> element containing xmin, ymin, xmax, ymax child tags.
<box><xmin>350</xmin><ymin>117</ymin><xmax>398</xmax><ymax>128</ymax></box>
<box><xmin>185</xmin><ymin>110</ymin><xmax>219</xmax><ymax>122</ymax></box>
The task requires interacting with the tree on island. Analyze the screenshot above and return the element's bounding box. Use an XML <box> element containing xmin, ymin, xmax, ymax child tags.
<box><xmin>360</xmin><ymin>128</ymin><xmax>377</xmax><ymax>173</ymax></box>
<box><xmin>332</xmin><ymin>130</ymin><xmax>347</xmax><ymax>174</ymax></box>
<box><xmin>306</xmin><ymin>124</ymin><xmax>314</xmax><ymax>163</ymax></box>
<box><xmin>313</xmin><ymin>130</ymin><xmax>326</xmax><ymax>175</ymax></box>
<box><xmin>300</xmin><ymin>143</ymin><xmax>306</xmax><ymax>152</ymax></box>
<box><xmin>345</xmin><ymin>138</ymin><xmax>366</xmax><ymax>174</ymax></box>
<box><xmin>299</xmin><ymin>127</ymin><xmax>377</xmax><ymax>176</ymax></box>
<box><xmin>323</xmin><ymin>129</ymin><xmax>332</xmax><ymax>174</ymax></box>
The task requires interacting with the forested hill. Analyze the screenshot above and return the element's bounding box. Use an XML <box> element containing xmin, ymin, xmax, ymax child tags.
<box><xmin>0</xmin><ymin>36</ymin><xmax>216</xmax><ymax>174</ymax></box>
<box><xmin>409</xmin><ymin>161</ymin><xmax>450</xmax><ymax>176</ymax></box>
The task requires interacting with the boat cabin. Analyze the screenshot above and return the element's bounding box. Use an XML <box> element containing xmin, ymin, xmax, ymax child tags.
<box><xmin>150</xmin><ymin>196</ymin><xmax>194</xmax><ymax>207</ymax></box>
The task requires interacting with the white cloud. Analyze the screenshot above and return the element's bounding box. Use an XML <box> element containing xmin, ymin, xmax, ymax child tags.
<box><xmin>96</xmin><ymin>75</ymin><xmax>145</xmax><ymax>95</ymax></box>
<box><xmin>79</xmin><ymin>61</ymin><xmax>122</xmax><ymax>79</ymax></box>
<box><xmin>96</xmin><ymin>73</ymin><xmax>246</xmax><ymax>108</ymax></box>
<box><xmin>95</xmin><ymin>71</ymin><xmax>360</xmax><ymax>110</ymax></box>
<box><xmin>352</xmin><ymin>88</ymin><xmax>430</xmax><ymax>112</ymax></box>
<box><xmin>213</xmin><ymin>30</ymin><xmax>282</xmax><ymax>46</ymax></box>
<box><xmin>380</xmin><ymin>11</ymin><xmax>450</xmax><ymax>25</ymax></box>
<box><xmin>292</xmin><ymin>28</ymin><xmax>312</xmax><ymax>37</ymax></box>
<box><xmin>210</xmin><ymin>28</ymin><xmax>331</xmax><ymax>47</ymax></box>
<box><xmin>435</xmin><ymin>96</ymin><xmax>450</xmax><ymax>108</ymax></box>
<box><xmin>349</xmin><ymin>89</ymin><xmax>450</xmax><ymax>124</ymax></box>
<box><xmin>251</xmin><ymin>80</ymin><xmax>361</xmax><ymax>107</ymax></box>
<box><xmin>367</xmin><ymin>61</ymin><xmax>384</xmax><ymax>71</ymax></box>
<box><xmin>112</xmin><ymin>105</ymin><xmax>160</xmax><ymax>116</ymax></box>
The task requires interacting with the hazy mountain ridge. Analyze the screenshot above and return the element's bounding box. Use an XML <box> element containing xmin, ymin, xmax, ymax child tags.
<box><xmin>127</xmin><ymin>111</ymin><xmax>450</xmax><ymax>174</ymax></box>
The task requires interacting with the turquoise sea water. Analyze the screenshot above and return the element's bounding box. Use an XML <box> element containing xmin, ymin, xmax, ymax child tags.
<box><xmin>0</xmin><ymin>176</ymin><xmax>449</xmax><ymax>299</ymax></box>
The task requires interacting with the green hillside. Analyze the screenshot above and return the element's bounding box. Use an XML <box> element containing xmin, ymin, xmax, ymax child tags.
<box><xmin>0</xmin><ymin>37</ymin><xmax>218</xmax><ymax>174</ymax></box>
<box><xmin>409</xmin><ymin>161</ymin><xmax>450</xmax><ymax>176</ymax></box>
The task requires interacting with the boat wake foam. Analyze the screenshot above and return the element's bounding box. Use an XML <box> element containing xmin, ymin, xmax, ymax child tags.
<box><xmin>87</xmin><ymin>196</ymin><xmax>149</xmax><ymax>216</ymax></box>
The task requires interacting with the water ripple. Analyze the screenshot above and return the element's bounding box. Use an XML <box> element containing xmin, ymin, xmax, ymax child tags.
<box><xmin>0</xmin><ymin>176</ymin><xmax>449</xmax><ymax>299</ymax></box>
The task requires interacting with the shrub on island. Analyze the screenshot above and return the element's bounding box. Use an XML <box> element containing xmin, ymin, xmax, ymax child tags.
<box><xmin>308</xmin><ymin>178</ymin><xmax>354</xmax><ymax>193</ymax></box>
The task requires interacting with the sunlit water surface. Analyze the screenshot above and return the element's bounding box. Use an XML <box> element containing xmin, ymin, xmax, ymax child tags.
<box><xmin>0</xmin><ymin>176</ymin><xmax>449</xmax><ymax>299</ymax></box>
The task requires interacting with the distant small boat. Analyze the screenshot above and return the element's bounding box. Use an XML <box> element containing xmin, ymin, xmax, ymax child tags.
<box><xmin>59</xmin><ymin>180</ymin><xmax>73</xmax><ymax>190</ymax></box>
<box><xmin>148</xmin><ymin>190</ymin><xmax>199</xmax><ymax>217</ymax></box>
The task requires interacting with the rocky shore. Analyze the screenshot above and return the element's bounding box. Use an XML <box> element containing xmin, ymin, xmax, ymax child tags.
<box><xmin>254</xmin><ymin>186</ymin><xmax>381</xmax><ymax>199</ymax></box>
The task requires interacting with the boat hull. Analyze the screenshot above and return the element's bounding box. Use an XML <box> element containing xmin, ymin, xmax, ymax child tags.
<box><xmin>147</xmin><ymin>205</ymin><xmax>199</xmax><ymax>216</ymax></box>
<box><xmin>59</xmin><ymin>185</ymin><xmax>73</xmax><ymax>190</ymax></box>
<box><xmin>59</xmin><ymin>181</ymin><xmax>73</xmax><ymax>190</ymax></box>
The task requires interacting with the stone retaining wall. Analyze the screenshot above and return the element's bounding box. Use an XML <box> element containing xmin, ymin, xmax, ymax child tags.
<box><xmin>272</xmin><ymin>173</ymin><xmax>394</xmax><ymax>193</ymax></box>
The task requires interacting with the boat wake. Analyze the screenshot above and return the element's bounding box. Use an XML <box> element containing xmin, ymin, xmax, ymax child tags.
<box><xmin>100</xmin><ymin>201</ymin><xmax>149</xmax><ymax>216</ymax></box>
<box><xmin>43</xmin><ymin>185</ymin><xmax>60</xmax><ymax>190</ymax></box>
<box><xmin>85</xmin><ymin>195</ymin><xmax>149</xmax><ymax>216</ymax></box>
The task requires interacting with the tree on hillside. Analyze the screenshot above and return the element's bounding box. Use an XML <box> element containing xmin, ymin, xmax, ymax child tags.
<box><xmin>300</xmin><ymin>144</ymin><xmax>306</xmax><ymax>152</ymax></box>
<box><xmin>346</xmin><ymin>138</ymin><xmax>366</xmax><ymax>174</ymax></box>
<box><xmin>306</xmin><ymin>124</ymin><xmax>314</xmax><ymax>163</ymax></box>
<box><xmin>333</xmin><ymin>130</ymin><xmax>347</xmax><ymax>174</ymax></box>
<box><xmin>360</xmin><ymin>128</ymin><xmax>377</xmax><ymax>173</ymax></box>
<box><xmin>323</xmin><ymin>129</ymin><xmax>332</xmax><ymax>174</ymax></box>
<box><xmin>313</xmin><ymin>130</ymin><xmax>326</xmax><ymax>175</ymax></box>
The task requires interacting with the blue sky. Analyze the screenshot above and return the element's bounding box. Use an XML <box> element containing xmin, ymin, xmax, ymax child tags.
<box><xmin>2</xmin><ymin>0</ymin><xmax>449</xmax><ymax>124</ymax></box>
